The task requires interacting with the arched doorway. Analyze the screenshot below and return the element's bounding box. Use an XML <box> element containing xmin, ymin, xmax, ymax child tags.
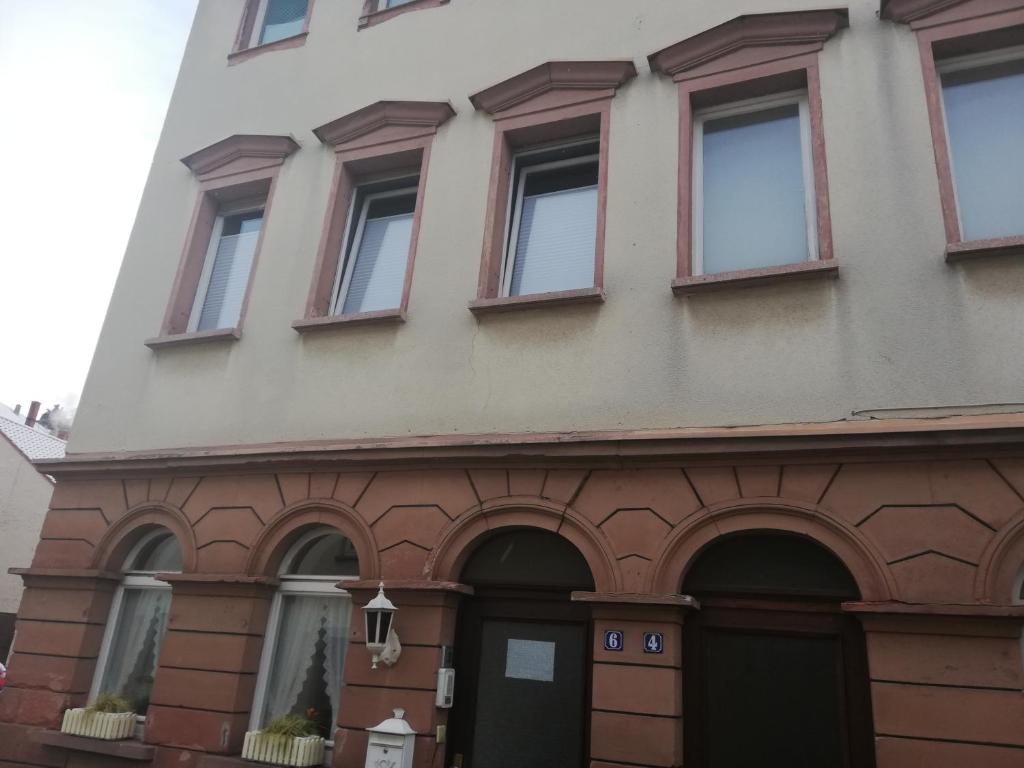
<box><xmin>682</xmin><ymin>533</ymin><xmax>876</xmax><ymax>768</ymax></box>
<box><xmin>448</xmin><ymin>529</ymin><xmax>595</xmax><ymax>768</ymax></box>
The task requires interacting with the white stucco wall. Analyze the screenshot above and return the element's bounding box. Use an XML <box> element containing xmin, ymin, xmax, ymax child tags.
<box><xmin>0</xmin><ymin>438</ymin><xmax>50</xmax><ymax>614</ymax></box>
<box><xmin>69</xmin><ymin>0</ymin><xmax>1024</xmax><ymax>453</ymax></box>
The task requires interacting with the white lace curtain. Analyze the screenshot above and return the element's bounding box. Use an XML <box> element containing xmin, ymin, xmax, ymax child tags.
<box><xmin>98</xmin><ymin>587</ymin><xmax>171</xmax><ymax>714</ymax></box>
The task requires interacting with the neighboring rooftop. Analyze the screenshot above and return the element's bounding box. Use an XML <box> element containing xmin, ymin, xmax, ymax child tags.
<box><xmin>0</xmin><ymin>403</ymin><xmax>66</xmax><ymax>461</ymax></box>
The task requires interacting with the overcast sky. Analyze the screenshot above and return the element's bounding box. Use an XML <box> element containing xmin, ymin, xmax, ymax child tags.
<box><xmin>0</xmin><ymin>0</ymin><xmax>197</xmax><ymax>416</ymax></box>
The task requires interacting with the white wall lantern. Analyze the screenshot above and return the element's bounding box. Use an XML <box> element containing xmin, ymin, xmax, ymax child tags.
<box><xmin>363</xmin><ymin>581</ymin><xmax>401</xmax><ymax>669</ymax></box>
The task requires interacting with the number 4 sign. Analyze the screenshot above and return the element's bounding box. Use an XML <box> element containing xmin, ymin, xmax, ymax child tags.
<box><xmin>643</xmin><ymin>632</ymin><xmax>664</xmax><ymax>654</ymax></box>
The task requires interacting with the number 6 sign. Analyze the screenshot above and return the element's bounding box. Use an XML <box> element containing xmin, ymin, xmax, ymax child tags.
<box><xmin>603</xmin><ymin>630</ymin><xmax>624</xmax><ymax>652</ymax></box>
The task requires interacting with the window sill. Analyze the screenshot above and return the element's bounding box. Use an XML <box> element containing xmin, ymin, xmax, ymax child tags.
<box><xmin>292</xmin><ymin>309</ymin><xmax>406</xmax><ymax>333</ymax></box>
<box><xmin>359</xmin><ymin>0</ymin><xmax>450</xmax><ymax>29</ymax></box>
<box><xmin>945</xmin><ymin>236</ymin><xmax>1024</xmax><ymax>263</ymax></box>
<box><xmin>227</xmin><ymin>32</ymin><xmax>308</xmax><ymax>65</ymax></box>
<box><xmin>468</xmin><ymin>287</ymin><xmax>605</xmax><ymax>315</ymax></box>
<box><xmin>31</xmin><ymin>730</ymin><xmax>155</xmax><ymax>761</ymax></box>
<box><xmin>145</xmin><ymin>328</ymin><xmax>240</xmax><ymax>350</ymax></box>
<box><xmin>672</xmin><ymin>260</ymin><xmax>838</xmax><ymax>296</ymax></box>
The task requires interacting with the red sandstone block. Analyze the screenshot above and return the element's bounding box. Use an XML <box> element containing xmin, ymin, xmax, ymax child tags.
<box><xmin>144</xmin><ymin>705</ymin><xmax>250</xmax><ymax>754</ymax></box>
<box><xmin>508</xmin><ymin>469</ymin><xmax>545</xmax><ymax>496</ymax></box>
<box><xmin>684</xmin><ymin>466</ymin><xmax>739</xmax><ymax>506</ymax></box>
<box><xmin>0</xmin><ymin>722</ymin><xmax>66</xmax><ymax>766</ymax></box>
<box><xmin>149</xmin><ymin>667</ymin><xmax>256</xmax><ymax>713</ymax></box>
<box><xmin>17</xmin><ymin>586</ymin><xmax>113</xmax><ymax>624</ymax></box>
<box><xmin>39</xmin><ymin>508</ymin><xmax>108</xmax><ymax>545</ymax></box>
<box><xmin>872</xmin><ymin>681</ymin><xmax>1024</xmax><ymax>747</ymax></box>
<box><xmin>541</xmin><ymin>469</ymin><xmax>588</xmax><ymax>503</ymax></box>
<box><xmin>336</xmin><ymin>686</ymin><xmax>437</xmax><ymax>733</ymax></box>
<box><xmin>590</xmin><ymin>711</ymin><xmax>681</xmax><ymax>767</ymax></box>
<box><xmin>467</xmin><ymin>469</ymin><xmax>507</xmax><ymax>500</ymax></box>
<box><xmin>31</xmin><ymin>540</ymin><xmax>94</xmax><ymax>569</ymax></box>
<box><xmin>778</xmin><ymin>464</ymin><xmax>838</xmax><ymax>504</ymax></box>
<box><xmin>344</xmin><ymin>644</ymin><xmax>441</xmax><ymax>690</ymax></box>
<box><xmin>866</xmin><ymin>632</ymin><xmax>1023</xmax><ymax>690</ymax></box>
<box><xmin>356</xmin><ymin>470</ymin><xmax>478</xmax><ymax>524</ymax></box>
<box><xmin>735</xmin><ymin>465</ymin><xmax>781</xmax><ymax>498</ymax></box>
<box><xmin>158</xmin><ymin>630</ymin><xmax>264</xmax><ymax>674</ymax></box>
<box><xmin>875</xmin><ymin>736</ymin><xmax>1024</xmax><ymax>768</ymax></box>
<box><xmin>13</xmin><ymin>620</ymin><xmax>104</xmax><ymax>658</ymax></box>
<box><xmin>150</xmin><ymin>747</ymin><xmax>203</xmax><ymax>768</ymax></box>
<box><xmin>347</xmin><ymin>603</ymin><xmax>457</xmax><ymax>647</ymax></box>
<box><xmin>0</xmin><ymin>687</ymin><xmax>81</xmax><ymax>728</ymax></box>
<box><xmin>167</xmin><ymin>593</ymin><xmax>271</xmax><ymax>635</ymax></box>
<box><xmin>592</xmin><ymin>663</ymin><xmax>681</xmax><ymax>717</ymax></box>
<box><xmin>49</xmin><ymin>478</ymin><xmax>127</xmax><ymax>519</ymax></box>
<box><xmin>6</xmin><ymin>652</ymin><xmax>96</xmax><ymax>693</ymax></box>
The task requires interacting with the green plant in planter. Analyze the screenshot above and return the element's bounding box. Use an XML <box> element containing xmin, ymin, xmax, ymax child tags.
<box><xmin>86</xmin><ymin>692</ymin><xmax>134</xmax><ymax>714</ymax></box>
<box><xmin>262</xmin><ymin>714</ymin><xmax>319</xmax><ymax>739</ymax></box>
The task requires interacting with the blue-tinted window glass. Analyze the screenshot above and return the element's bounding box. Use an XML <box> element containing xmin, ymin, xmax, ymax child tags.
<box><xmin>701</xmin><ymin>104</ymin><xmax>810</xmax><ymax>275</ymax></box>
<box><xmin>259</xmin><ymin>0</ymin><xmax>308</xmax><ymax>45</ymax></box>
<box><xmin>942</xmin><ymin>58</ymin><xmax>1024</xmax><ymax>241</ymax></box>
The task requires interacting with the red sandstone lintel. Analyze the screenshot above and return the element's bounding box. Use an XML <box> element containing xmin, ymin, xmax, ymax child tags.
<box><xmin>672</xmin><ymin>260</ymin><xmax>838</xmax><ymax>296</ymax></box>
<box><xmin>572</xmin><ymin>591</ymin><xmax>700</xmax><ymax>609</ymax></box>
<box><xmin>470</xmin><ymin>61</ymin><xmax>638</xmax><ymax>115</ymax></box>
<box><xmin>945</xmin><ymin>236</ymin><xmax>1024</xmax><ymax>263</ymax></box>
<box><xmin>342</xmin><ymin>579</ymin><xmax>474</xmax><ymax>595</ymax></box>
<box><xmin>469</xmin><ymin>287</ymin><xmax>605</xmax><ymax>315</ymax></box>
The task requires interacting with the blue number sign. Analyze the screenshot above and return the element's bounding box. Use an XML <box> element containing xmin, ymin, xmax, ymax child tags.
<box><xmin>603</xmin><ymin>630</ymin><xmax>624</xmax><ymax>652</ymax></box>
<box><xmin>643</xmin><ymin>632</ymin><xmax>664</xmax><ymax>654</ymax></box>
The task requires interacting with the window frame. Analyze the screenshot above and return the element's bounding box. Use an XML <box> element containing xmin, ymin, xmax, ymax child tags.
<box><xmin>359</xmin><ymin>0</ymin><xmax>450</xmax><ymax>30</ymax></box>
<box><xmin>500</xmin><ymin>146</ymin><xmax>601</xmax><ymax>298</ymax></box>
<box><xmin>691</xmin><ymin>90</ymin><xmax>818</xmax><ymax>277</ymax></box>
<box><xmin>329</xmin><ymin>182</ymin><xmax>419</xmax><ymax>317</ymax></box>
<box><xmin>89</xmin><ymin>530</ymin><xmax>178</xmax><ymax>724</ymax></box>
<box><xmin>934</xmin><ymin>44</ymin><xmax>1024</xmax><ymax>247</ymax></box>
<box><xmin>249</xmin><ymin>528</ymin><xmax>359</xmax><ymax>752</ymax></box>
<box><xmin>186</xmin><ymin>202</ymin><xmax>266</xmax><ymax>333</ymax></box>
<box><xmin>231</xmin><ymin>0</ymin><xmax>314</xmax><ymax>63</ymax></box>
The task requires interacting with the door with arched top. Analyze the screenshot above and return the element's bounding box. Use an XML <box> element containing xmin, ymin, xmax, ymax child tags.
<box><xmin>447</xmin><ymin>529</ymin><xmax>595</xmax><ymax>768</ymax></box>
<box><xmin>682</xmin><ymin>533</ymin><xmax>876</xmax><ymax>768</ymax></box>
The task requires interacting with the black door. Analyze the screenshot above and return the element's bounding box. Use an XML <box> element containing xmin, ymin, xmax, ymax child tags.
<box><xmin>449</xmin><ymin>594</ymin><xmax>590</xmax><ymax>768</ymax></box>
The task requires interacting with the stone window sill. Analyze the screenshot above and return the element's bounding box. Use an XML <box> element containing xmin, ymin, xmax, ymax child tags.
<box><xmin>145</xmin><ymin>328</ymin><xmax>240</xmax><ymax>350</ymax></box>
<box><xmin>945</xmin><ymin>236</ymin><xmax>1024</xmax><ymax>263</ymax></box>
<box><xmin>292</xmin><ymin>309</ymin><xmax>406</xmax><ymax>333</ymax></box>
<box><xmin>228</xmin><ymin>32</ymin><xmax>308</xmax><ymax>65</ymax></box>
<box><xmin>359</xmin><ymin>0</ymin><xmax>450</xmax><ymax>29</ymax></box>
<box><xmin>31</xmin><ymin>730</ymin><xmax>155</xmax><ymax>761</ymax></box>
<box><xmin>672</xmin><ymin>260</ymin><xmax>838</xmax><ymax>296</ymax></box>
<box><xmin>469</xmin><ymin>287</ymin><xmax>604</xmax><ymax>316</ymax></box>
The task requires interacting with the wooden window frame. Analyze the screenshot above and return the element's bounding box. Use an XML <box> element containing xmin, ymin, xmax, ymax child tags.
<box><xmin>468</xmin><ymin>60</ymin><xmax>636</xmax><ymax>315</ymax></box>
<box><xmin>295</xmin><ymin>101</ymin><xmax>454</xmax><ymax>332</ymax></box>
<box><xmin>649</xmin><ymin>10</ymin><xmax>847</xmax><ymax>296</ymax></box>
<box><xmin>882</xmin><ymin>0</ymin><xmax>1024</xmax><ymax>262</ymax></box>
<box><xmin>359</xmin><ymin>0</ymin><xmax>450</xmax><ymax>30</ymax></box>
<box><xmin>146</xmin><ymin>134</ymin><xmax>298</xmax><ymax>350</ymax></box>
<box><xmin>230</xmin><ymin>0</ymin><xmax>315</xmax><ymax>64</ymax></box>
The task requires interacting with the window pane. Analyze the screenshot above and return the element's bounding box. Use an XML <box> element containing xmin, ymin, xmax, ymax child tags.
<box><xmin>259</xmin><ymin>0</ymin><xmax>308</xmax><ymax>45</ymax></box>
<box><xmin>288</xmin><ymin>534</ymin><xmax>359</xmax><ymax>577</ymax></box>
<box><xmin>942</xmin><ymin>58</ymin><xmax>1024</xmax><ymax>241</ymax></box>
<box><xmin>701</xmin><ymin>104</ymin><xmax>809</xmax><ymax>274</ymax></box>
<box><xmin>510</xmin><ymin>164</ymin><xmax>598</xmax><ymax>296</ymax></box>
<box><xmin>129</xmin><ymin>533</ymin><xmax>182</xmax><ymax>572</ymax></box>
<box><xmin>196</xmin><ymin>212</ymin><xmax>262</xmax><ymax>331</ymax></box>
<box><xmin>98</xmin><ymin>588</ymin><xmax>171</xmax><ymax>715</ymax></box>
<box><xmin>385</xmin><ymin>0</ymin><xmax>416</xmax><ymax>7</ymax></box>
<box><xmin>341</xmin><ymin>195</ymin><xmax>415</xmax><ymax>315</ymax></box>
<box><xmin>262</xmin><ymin>594</ymin><xmax>351</xmax><ymax>738</ymax></box>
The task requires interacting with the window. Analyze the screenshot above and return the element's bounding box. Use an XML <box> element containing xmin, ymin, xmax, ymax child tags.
<box><xmin>331</xmin><ymin>182</ymin><xmax>417</xmax><ymax>315</ymax></box>
<box><xmin>251</xmin><ymin>530</ymin><xmax>358</xmax><ymax>742</ymax></box>
<box><xmin>189</xmin><ymin>207</ymin><xmax>264</xmax><ymax>332</ymax></box>
<box><xmin>502</xmin><ymin>142</ymin><xmax>599</xmax><ymax>297</ymax></box>
<box><xmin>251</xmin><ymin>0</ymin><xmax>309</xmax><ymax>46</ymax></box>
<box><xmin>359</xmin><ymin>0</ymin><xmax>449</xmax><ymax>29</ymax></box>
<box><xmin>692</xmin><ymin>93</ymin><xmax>816</xmax><ymax>275</ymax></box>
<box><xmin>91</xmin><ymin>531</ymin><xmax>182</xmax><ymax>717</ymax></box>
<box><xmin>384</xmin><ymin>0</ymin><xmax>416</xmax><ymax>7</ymax></box>
<box><xmin>938</xmin><ymin>47</ymin><xmax>1024</xmax><ymax>243</ymax></box>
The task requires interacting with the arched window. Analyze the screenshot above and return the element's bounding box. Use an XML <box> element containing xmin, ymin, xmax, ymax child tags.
<box><xmin>251</xmin><ymin>528</ymin><xmax>358</xmax><ymax>741</ymax></box>
<box><xmin>91</xmin><ymin>529</ymin><xmax>182</xmax><ymax>716</ymax></box>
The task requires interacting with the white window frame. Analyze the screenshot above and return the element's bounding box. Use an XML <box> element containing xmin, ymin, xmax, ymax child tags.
<box><xmin>935</xmin><ymin>44</ymin><xmax>1024</xmax><ymax>240</ymax></box>
<box><xmin>90</xmin><ymin>530</ymin><xmax>177</xmax><ymax>726</ymax></box>
<box><xmin>500</xmin><ymin>142</ymin><xmax>600</xmax><ymax>298</ymax></box>
<box><xmin>250</xmin><ymin>528</ymin><xmax>359</xmax><ymax>758</ymax></box>
<box><xmin>187</xmin><ymin>202</ymin><xmax>264</xmax><ymax>333</ymax></box>
<box><xmin>329</xmin><ymin>184</ymin><xmax>418</xmax><ymax>316</ymax></box>
<box><xmin>691</xmin><ymin>90</ymin><xmax>817</xmax><ymax>276</ymax></box>
<box><xmin>248</xmin><ymin>0</ymin><xmax>307</xmax><ymax>48</ymax></box>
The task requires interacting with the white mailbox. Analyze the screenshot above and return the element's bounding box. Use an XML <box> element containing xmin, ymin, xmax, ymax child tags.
<box><xmin>365</xmin><ymin>708</ymin><xmax>416</xmax><ymax>768</ymax></box>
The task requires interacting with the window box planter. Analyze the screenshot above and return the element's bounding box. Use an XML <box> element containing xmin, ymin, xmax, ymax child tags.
<box><xmin>59</xmin><ymin>709</ymin><xmax>135</xmax><ymax>740</ymax></box>
<box><xmin>241</xmin><ymin>732</ymin><xmax>326</xmax><ymax>766</ymax></box>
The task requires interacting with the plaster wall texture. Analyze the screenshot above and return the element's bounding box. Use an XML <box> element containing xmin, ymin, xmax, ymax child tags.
<box><xmin>0</xmin><ymin>438</ymin><xmax>50</xmax><ymax>614</ymax></box>
<box><xmin>69</xmin><ymin>0</ymin><xmax>1024</xmax><ymax>454</ymax></box>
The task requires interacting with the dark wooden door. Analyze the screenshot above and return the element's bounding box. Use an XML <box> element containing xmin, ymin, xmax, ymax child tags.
<box><xmin>448</xmin><ymin>592</ymin><xmax>590</xmax><ymax>768</ymax></box>
<box><xmin>684</xmin><ymin>601</ymin><xmax>875</xmax><ymax>768</ymax></box>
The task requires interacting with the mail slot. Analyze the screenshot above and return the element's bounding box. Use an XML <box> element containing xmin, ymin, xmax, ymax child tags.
<box><xmin>365</xmin><ymin>708</ymin><xmax>416</xmax><ymax>768</ymax></box>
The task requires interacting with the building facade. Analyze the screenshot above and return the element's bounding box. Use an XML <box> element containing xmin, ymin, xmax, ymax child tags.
<box><xmin>2</xmin><ymin>1</ymin><xmax>1024</xmax><ymax>767</ymax></box>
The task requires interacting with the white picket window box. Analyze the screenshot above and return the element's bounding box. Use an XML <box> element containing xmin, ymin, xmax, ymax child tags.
<box><xmin>59</xmin><ymin>709</ymin><xmax>136</xmax><ymax>740</ymax></box>
<box><xmin>242</xmin><ymin>732</ymin><xmax>326</xmax><ymax>767</ymax></box>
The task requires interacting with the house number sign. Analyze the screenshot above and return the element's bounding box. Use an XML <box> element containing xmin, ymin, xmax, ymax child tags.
<box><xmin>603</xmin><ymin>630</ymin><xmax>624</xmax><ymax>651</ymax></box>
<box><xmin>643</xmin><ymin>632</ymin><xmax>664</xmax><ymax>654</ymax></box>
